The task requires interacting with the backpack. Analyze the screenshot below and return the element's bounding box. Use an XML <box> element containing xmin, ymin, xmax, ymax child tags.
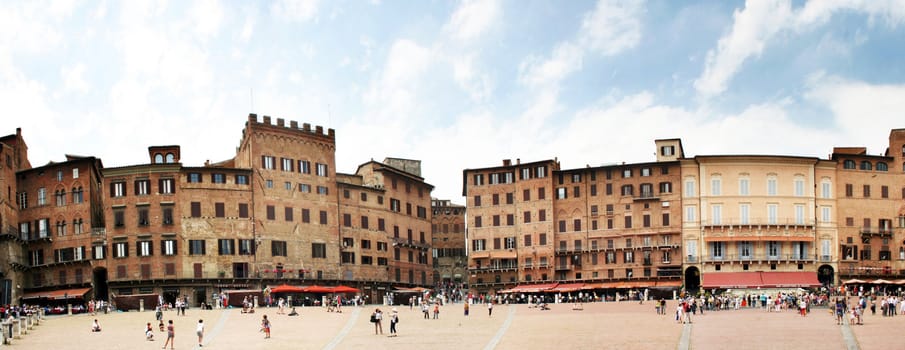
<box><xmin>369</xmin><ymin>313</ymin><xmax>377</xmax><ymax>323</ymax></box>
<box><xmin>395</xmin><ymin>315</ymin><xmax>399</xmax><ymax>324</ymax></box>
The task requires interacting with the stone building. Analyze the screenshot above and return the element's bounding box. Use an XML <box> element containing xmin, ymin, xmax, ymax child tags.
<box><xmin>10</xmin><ymin>114</ymin><xmax>435</xmax><ymax>306</ymax></box>
<box><xmin>431</xmin><ymin>199</ymin><xmax>466</xmax><ymax>284</ymax></box>
<box><xmin>0</xmin><ymin>129</ymin><xmax>31</xmax><ymax>304</ymax></box>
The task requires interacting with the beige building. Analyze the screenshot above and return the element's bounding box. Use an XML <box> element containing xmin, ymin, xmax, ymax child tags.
<box><xmin>680</xmin><ymin>155</ymin><xmax>837</xmax><ymax>290</ymax></box>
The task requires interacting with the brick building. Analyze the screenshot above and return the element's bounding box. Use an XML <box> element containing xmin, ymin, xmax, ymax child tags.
<box><xmin>431</xmin><ymin>199</ymin><xmax>466</xmax><ymax>284</ymax></box>
<box><xmin>834</xmin><ymin>129</ymin><xmax>905</xmax><ymax>282</ymax></box>
<box><xmin>0</xmin><ymin>129</ymin><xmax>30</xmax><ymax>304</ymax></box>
<box><xmin>10</xmin><ymin>114</ymin><xmax>434</xmax><ymax>306</ymax></box>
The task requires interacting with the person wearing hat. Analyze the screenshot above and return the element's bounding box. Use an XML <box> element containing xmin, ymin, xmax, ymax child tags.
<box><xmin>389</xmin><ymin>308</ymin><xmax>399</xmax><ymax>337</ymax></box>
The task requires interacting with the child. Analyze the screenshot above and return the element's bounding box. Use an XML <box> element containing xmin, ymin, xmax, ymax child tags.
<box><xmin>145</xmin><ymin>322</ymin><xmax>154</xmax><ymax>341</ymax></box>
<box><xmin>159</xmin><ymin>319</ymin><xmax>165</xmax><ymax>332</ymax></box>
<box><xmin>91</xmin><ymin>319</ymin><xmax>101</xmax><ymax>332</ymax></box>
<box><xmin>261</xmin><ymin>315</ymin><xmax>271</xmax><ymax>338</ymax></box>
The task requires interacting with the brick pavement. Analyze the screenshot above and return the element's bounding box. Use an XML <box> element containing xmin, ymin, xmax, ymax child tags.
<box><xmin>9</xmin><ymin>301</ymin><xmax>905</xmax><ymax>349</ymax></box>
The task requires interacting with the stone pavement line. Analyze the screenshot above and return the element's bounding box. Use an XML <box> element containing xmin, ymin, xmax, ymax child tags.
<box><xmin>195</xmin><ymin>308</ymin><xmax>231</xmax><ymax>349</ymax></box>
<box><xmin>676</xmin><ymin>322</ymin><xmax>691</xmax><ymax>350</ymax></box>
<box><xmin>322</xmin><ymin>307</ymin><xmax>361</xmax><ymax>350</ymax></box>
<box><xmin>482</xmin><ymin>305</ymin><xmax>515</xmax><ymax>350</ymax></box>
<box><xmin>840</xmin><ymin>316</ymin><xmax>859</xmax><ymax>350</ymax></box>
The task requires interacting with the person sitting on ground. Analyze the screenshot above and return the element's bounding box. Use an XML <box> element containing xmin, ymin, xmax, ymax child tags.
<box><xmin>159</xmin><ymin>319</ymin><xmax>165</xmax><ymax>332</ymax></box>
<box><xmin>288</xmin><ymin>307</ymin><xmax>299</xmax><ymax>316</ymax></box>
<box><xmin>146</xmin><ymin>322</ymin><xmax>155</xmax><ymax>341</ymax></box>
<box><xmin>91</xmin><ymin>319</ymin><xmax>102</xmax><ymax>332</ymax></box>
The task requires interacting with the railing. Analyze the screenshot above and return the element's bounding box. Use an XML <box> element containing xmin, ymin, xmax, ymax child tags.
<box><xmin>839</xmin><ymin>264</ymin><xmax>899</xmax><ymax>277</ymax></box>
<box><xmin>633</xmin><ymin>192</ymin><xmax>659</xmax><ymax>201</ymax></box>
<box><xmin>703</xmin><ymin>254</ymin><xmax>814</xmax><ymax>262</ymax></box>
<box><xmin>392</xmin><ymin>237</ymin><xmax>430</xmax><ymax>250</ymax></box>
<box><xmin>701</xmin><ymin>218</ymin><xmax>815</xmax><ymax>227</ymax></box>
<box><xmin>860</xmin><ymin>227</ymin><xmax>893</xmax><ymax>237</ymax></box>
<box><xmin>686</xmin><ymin>255</ymin><xmax>698</xmax><ymax>263</ymax></box>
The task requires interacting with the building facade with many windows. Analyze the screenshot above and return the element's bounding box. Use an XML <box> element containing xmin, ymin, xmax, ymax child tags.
<box><xmin>431</xmin><ymin>199</ymin><xmax>466</xmax><ymax>284</ymax></box>
<box><xmin>9</xmin><ymin>114</ymin><xmax>435</xmax><ymax>306</ymax></box>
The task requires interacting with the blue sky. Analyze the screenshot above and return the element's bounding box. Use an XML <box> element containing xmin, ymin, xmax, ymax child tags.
<box><xmin>3</xmin><ymin>0</ymin><xmax>905</xmax><ymax>202</ymax></box>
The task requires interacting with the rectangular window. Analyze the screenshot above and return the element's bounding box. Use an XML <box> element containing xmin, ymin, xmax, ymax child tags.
<box><xmin>739</xmin><ymin>179</ymin><xmax>749</xmax><ymax>196</ymax></box>
<box><xmin>539</xmin><ymin>209</ymin><xmax>546</xmax><ymax>221</ymax></box>
<box><xmin>271</xmin><ymin>241</ymin><xmax>287</xmax><ymax>257</ymax></box>
<box><xmin>114</xmin><ymin>242</ymin><xmax>128</xmax><ymax>258</ymax></box>
<box><xmin>160</xmin><ymin>178</ymin><xmax>175</xmax><ymax>194</ymax></box>
<box><xmin>624</xmin><ymin>216</ymin><xmax>632</xmax><ymax>229</ymax></box>
<box><xmin>285</xmin><ymin>207</ymin><xmax>294</xmax><ymax>221</ymax></box>
<box><xmin>238</xmin><ymin>203</ymin><xmax>249</xmax><ymax>218</ymax></box>
<box><xmin>299</xmin><ymin>160</ymin><xmax>311</xmax><ymax>174</ymax></box>
<box><xmin>821</xmin><ymin>182</ymin><xmax>831</xmax><ymax>199</ymax></box>
<box><xmin>319</xmin><ymin>210</ymin><xmax>328</xmax><ymax>225</ymax></box>
<box><xmin>138</xmin><ymin>241</ymin><xmax>152</xmax><ymax>257</ymax></box>
<box><xmin>235</xmin><ymin>175</ymin><xmax>249</xmax><ymax>185</ymax></box>
<box><xmin>138</xmin><ymin>206</ymin><xmax>149</xmax><ymax>226</ymax></box>
<box><xmin>215</xmin><ymin>203</ymin><xmax>225</xmax><ymax>218</ymax></box>
<box><xmin>191</xmin><ymin>202</ymin><xmax>201</xmax><ymax>218</ymax></box>
<box><xmin>111</xmin><ymin>182</ymin><xmax>125</xmax><ymax>197</ymax></box>
<box><xmin>218</xmin><ymin>239</ymin><xmax>235</xmax><ymax>255</ymax></box>
<box><xmin>794</xmin><ymin>204</ymin><xmax>805</xmax><ymax>225</ymax></box>
<box><xmin>312</xmin><ymin>243</ymin><xmax>327</xmax><ymax>258</ymax></box>
<box><xmin>188</xmin><ymin>173</ymin><xmax>202</xmax><ymax>183</ymax></box>
<box><xmin>821</xmin><ymin>206</ymin><xmax>831</xmax><ymax>223</ymax></box>
<box><xmin>239</xmin><ymin>239</ymin><xmax>255</xmax><ymax>255</ymax></box>
<box><xmin>882</xmin><ymin>185</ymin><xmax>889</xmax><ymax>199</ymax></box>
<box><xmin>316</xmin><ymin>163</ymin><xmax>328</xmax><ymax>177</ymax></box>
<box><xmin>767</xmin><ymin>204</ymin><xmax>778</xmax><ymax>224</ymax></box>
<box><xmin>711</xmin><ymin>178</ymin><xmax>721</xmax><ymax>196</ymax></box>
<box><xmin>212</xmin><ymin>173</ymin><xmax>226</xmax><ymax>184</ymax></box>
<box><xmin>794</xmin><ymin>178</ymin><xmax>805</xmax><ymax>196</ymax></box>
<box><xmin>162</xmin><ymin>240</ymin><xmax>177</xmax><ymax>256</ymax></box>
<box><xmin>262</xmin><ymin>156</ymin><xmax>275</xmax><ymax>169</ymax></box>
<box><xmin>739</xmin><ymin>204</ymin><xmax>750</xmax><ymax>225</ymax></box>
<box><xmin>845</xmin><ymin>184</ymin><xmax>853</xmax><ymax>197</ymax></box>
<box><xmin>281</xmin><ymin>158</ymin><xmax>294</xmax><ymax>172</ymax></box>
<box><xmin>93</xmin><ymin>245</ymin><xmax>106</xmax><ymax>260</ymax></box>
<box><xmin>767</xmin><ymin>178</ymin><xmax>777</xmax><ymax>196</ymax></box>
<box><xmin>685</xmin><ymin>206</ymin><xmax>696</xmax><ymax>223</ymax></box>
<box><xmin>189</xmin><ymin>240</ymin><xmax>206</xmax><ymax>255</ymax></box>
<box><xmin>135</xmin><ymin>179</ymin><xmax>150</xmax><ymax>195</ymax></box>
<box><xmin>266</xmin><ymin>205</ymin><xmax>276</xmax><ymax>220</ymax></box>
<box><xmin>302</xmin><ymin>209</ymin><xmax>310</xmax><ymax>223</ymax></box>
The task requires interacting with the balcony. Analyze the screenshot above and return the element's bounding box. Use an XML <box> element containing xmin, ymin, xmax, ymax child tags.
<box><xmin>92</xmin><ymin>227</ymin><xmax>107</xmax><ymax>243</ymax></box>
<box><xmin>686</xmin><ymin>255</ymin><xmax>698</xmax><ymax>263</ymax></box>
<box><xmin>469</xmin><ymin>264</ymin><xmax>519</xmax><ymax>273</ymax></box>
<box><xmin>703</xmin><ymin>254</ymin><xmax>814</xmax><ymax>263</ymax></box>
<box><xmin>632</xmin><ymin>191</ymin><xmax>660</xmax><ymax>201</ymax></box>
<box><xmin>701</xmin><ymin>218</ymin><xmax>815</xmax><ymax>229</ymax></box>
<box><xmin>392</xmin><ymin>237</ymin><xmax>430</xmax><ymax>250</ymax></box>
<box><xmin>555</xmin><ymin>264</ymin><xmax>572</xmax><ymax>271</ymax></box>
<box><xmin>860</xmin><ymin>226</ymin><xmax>893</xmax><ymax>238</ymax></box>
<box><xmin>839</xmin><ymin>263</ymin><xmax>901</xmax><ymax>277</ymax></box>
<box><xmin>555</xmin><ymin>246</ymin><xmax>584</xmax><ymax>255</ymax></box>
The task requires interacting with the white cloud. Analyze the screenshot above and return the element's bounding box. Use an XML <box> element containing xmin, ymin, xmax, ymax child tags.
<box><xmin>445</xmin><ymin>0</ymin><xmax>501</xmax><ymax>43</ymax></box>
<box><xmin>805</xmin><ymin>74</ymin><xmax>905</xmax><ymax>153</ymax></box>
<box><xmin>190</xmin><ymin>0</ymin><xmax>223</xmax><ymax>38</ymax></box>
<box><xmin>239</xmin><ymin>17</ymin><xmax>255</xmax><ymax>42</ymax></box>
<box><xmin>579</xmin><ymin>0</ymin><xmax>645</xmax><ymax>56</ymax></box>
<box><xmin>518</xmin><ymin>42</ymin><xmax>583</xmax><ymax>88</ymax></box>
<box><xmin>452</xmin><ymin>54</ymin><xmax>493</xmax><ymax>101</ymax></box>
<box><xmin>695</xmin><ymin>0</ymin><xmax>905</xmax><ymax>98</ymax></box>
<box><xmin>61</xmin><ymin>63</ymin><xmax>90</xmax><ymax>93</ymax></box>
<box><xmin>362</xmin><ymin>39</ymin><xmax>435</xmax><ymax>120</ymax></box>
<box><xmin>694</xmin><ymin>0</ymin><xmax>793</xmax><ymax>98</ymax></box>
<box><xmin>271</xmin><ymin>0</ymin><xmax>319</xmax><ymax>22</ymax></box>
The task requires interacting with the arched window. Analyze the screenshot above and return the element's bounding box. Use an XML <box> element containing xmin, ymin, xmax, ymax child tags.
<box><xmin>877</xmin><ymin>162</ymin><xmax>888</xmax><ymax>171</ymax></box>
<box><xmin>165</xmin><ymin>153</ymin><xmax>175</xmax><ymax>163</ymax></box>
<box><xmin>843</xmin><ymin>160</ymin><xmax>856</xmax><ymax>169</ymax></box>
<box><xmin>860</xmin><ymin>161</ymin><xmax>872</xmax><ymax>170</ymax></box>
<box><xmin>154</xmin><ymin>153</ymin><xmax>163</xmax><ymax>164</ymax></box>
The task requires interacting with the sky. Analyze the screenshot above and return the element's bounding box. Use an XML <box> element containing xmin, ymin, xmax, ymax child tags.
<box><xmin>3</xmin><ymin>0</ymin><xmax>905</xmax><ymax>203</ymax></box>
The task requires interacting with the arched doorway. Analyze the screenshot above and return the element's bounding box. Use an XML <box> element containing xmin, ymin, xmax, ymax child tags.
<box><xmin>93</xmin><ymin>267</ymin><xmax>109</xmax><ymax>301</ymax></box>
<box><xmin>684</xmin><ymin>266</ymin><xmax>701</xmax><ymax>291</ymax></box>
<box><xmin>818</xmin><ymin>265</ymin><xmax>835</xmax><ymax>286</ymax></box>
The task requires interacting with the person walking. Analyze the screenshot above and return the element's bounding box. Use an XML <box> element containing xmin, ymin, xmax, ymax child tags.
<box><xmin>146</xmin><ymin>322</ymin><xmax>155</xmax><ymax>341</ymax></box>
<box><xmin>261</xmin><ymin>315</ymin><xmax>271</xmax><ymax>338</ymax></box>
<box><xmin>389</xmin><ymin>308</ymin><xmax>399</xmax><ymax>337</ymax></box>
<box><xmin>488</xmin><ymin>301</ymin><xmax>493</xmax><ymax>317</ymax></box>
<box><xmin>373</xmin><ymin>308</ymin><xmax>383</xmax><ymax>335</ymax></box>
<box><xmin>433</xmin><ymin>303</ymin><xmax>440</xmax><ymax>319</ymax></box>
<box><xmin>196</xmin><ymin>319</ymin><xmax>205</xmax><ymax>347</ymax></box>
<box><xmin>464</xmin><ymin>301</ymin><xmax>470</xmax><ymax>316</ymax></box>
<box><xmin>163</xmin><ymin>320</ymin><xmax>175</xmax><ymax>350</ymax></box>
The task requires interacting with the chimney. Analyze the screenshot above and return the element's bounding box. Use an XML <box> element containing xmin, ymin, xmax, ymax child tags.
<box><xmin>516</xmin><ymin>158</ymin><xmax>520</xmax><ymax>165</ymax></box>
<box><xmin>503</xmin><ymin>159</ymin><xmax>511</xmax><ymax>166</ymax></box>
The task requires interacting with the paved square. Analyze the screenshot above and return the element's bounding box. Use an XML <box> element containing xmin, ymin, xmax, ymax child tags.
<box><xmin>11</xmin><ymin>300</ymin><xmax>903</xmax><ymax>349</ymax></box>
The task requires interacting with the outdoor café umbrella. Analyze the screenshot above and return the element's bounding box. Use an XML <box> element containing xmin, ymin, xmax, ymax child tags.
<box><xmin>270</xmin><ymin>284</ymin><xmax>305</xmax><ymax>293</ymax></box>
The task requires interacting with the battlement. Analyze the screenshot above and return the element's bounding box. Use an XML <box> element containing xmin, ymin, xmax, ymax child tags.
<box><xmin>246</xmin><ymin>113</ymin><xmax>335</xmax><ymax>139</ymax></box>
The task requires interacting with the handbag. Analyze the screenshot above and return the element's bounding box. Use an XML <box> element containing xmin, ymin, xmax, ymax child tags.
<box><xmin>370</xmin><ymin>314</ymin><xmax>377</xmax><ymax>323</ymax></box>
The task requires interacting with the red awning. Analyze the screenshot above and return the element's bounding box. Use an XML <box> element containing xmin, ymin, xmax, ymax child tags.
<box><xmin>303</xmin><ymin>285</ymin><xmax>334</xmax><ymax>293</ymax></box>
<box><xmin>332</xmin><ymin>285</ymin><xmax>361</xmax><ymax>293</ymax></box>
<box><xmin>550</xmin><ymin>283</ymin><xmax>585</xmax><ymax>292</ymax></box>
<box><xmin>760</xmin><ymin>272</ymin><xmax>820</xmax><ymax>288</ymax></box>
<box><xmin>701</xmin><ymin>272</ymin><xmax>764</xmax><ymax>289</ymax></box>
<box><xmin>505</xmin><ymin>283</ymin><xmax>558</xmax><ymax>293</ymax></box>
<box><xmin>269</xmin><ymin>284</ymin><xmax>305</xmax><ymax>293</ymax></box>
<box><xmin>22</xmin><ymin>287</ymin><xmax>92</xmax><ymax>300</ymax></box>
